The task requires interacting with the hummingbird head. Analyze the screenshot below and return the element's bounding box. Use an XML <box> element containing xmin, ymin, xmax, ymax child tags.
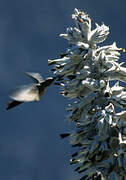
<box><xmin>42</xmin><ymin>77</ymin><xmax>55</xmax><ymax>87</ymax></box>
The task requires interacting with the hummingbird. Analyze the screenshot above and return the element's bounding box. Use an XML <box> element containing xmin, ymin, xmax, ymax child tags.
<box><xmin>7</xmin><ymin>72</ymin><xmax>54</xmax><ymax>110</ymax></box>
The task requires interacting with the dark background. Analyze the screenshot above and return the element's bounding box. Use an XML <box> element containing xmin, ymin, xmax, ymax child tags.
<box><xmin>0</xmin><ymin>0</ymin><xmax>125</xmax><ymax>179</ymax></box>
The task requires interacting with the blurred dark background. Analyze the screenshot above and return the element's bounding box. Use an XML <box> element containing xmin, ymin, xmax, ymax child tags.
<box><xmin>0</xmin><ymin>0</ymin><xmax>125</xmax><ymax>179</ymax></box>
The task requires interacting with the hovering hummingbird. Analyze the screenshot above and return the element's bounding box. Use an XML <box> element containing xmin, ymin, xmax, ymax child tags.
<box><xmin>7</xmin><ymin>72</ymin><xmax>54</xmax><ymax>110</ymax></box>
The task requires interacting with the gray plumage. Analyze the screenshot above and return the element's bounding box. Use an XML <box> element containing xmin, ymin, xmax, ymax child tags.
<box><xmin>7</xmin><ymin>72</ymin><xmax>54</xmax><ymax>110</ymax></box>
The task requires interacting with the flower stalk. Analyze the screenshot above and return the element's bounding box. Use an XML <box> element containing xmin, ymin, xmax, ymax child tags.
<box><xmin>49</xmin><ymin>8</ymin><xmax>126</xmax><ymax>180</ymax></box>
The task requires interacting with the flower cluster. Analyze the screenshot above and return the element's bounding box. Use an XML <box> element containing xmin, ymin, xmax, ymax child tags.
<box><xmin>49</xmin><ymin>9</ymin><xmax>126</xmax><ymax>179</ymax></box>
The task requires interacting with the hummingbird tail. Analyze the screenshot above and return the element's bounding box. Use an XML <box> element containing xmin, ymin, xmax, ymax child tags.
<box><xmin>7</xmin><ymin>100</ymin><xmax>23</xmax><ymax>110</ymax></box>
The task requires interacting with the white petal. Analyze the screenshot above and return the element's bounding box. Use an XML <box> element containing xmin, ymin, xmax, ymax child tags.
<box><xmin>89</xmin><ymin>23</ymin><xmax>109</xmax><ymax>44</ymax></box>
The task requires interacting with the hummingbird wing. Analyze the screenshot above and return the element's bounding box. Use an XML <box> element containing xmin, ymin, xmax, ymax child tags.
<box><xmin>24</xmin><ymin>72</ymin><xmax>44</xmax><ymax>83</ymax></box>
<box><xmin>9</xmin><ymin>84</ymin><xmax>40</xmax><ymax>102</ymax></box>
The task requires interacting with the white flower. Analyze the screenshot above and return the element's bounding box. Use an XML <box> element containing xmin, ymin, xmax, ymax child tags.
<box><xmin>50</xmin><ymin>8</ymin><xmax>126</xmax><ymax>179</ymax></box>
<box><xmin>96</xmin><ymin>42</ymin><xmax>119</xmax><ymax>53</ymax></box>
<box><xmin>72</xmin><ymin>8</ymin><xmax>91</xmax><ymax>41</ymax></box>
<box><xmin>88</xmin><ymin>23</ymin><xmax>109</xmax><ymax>44</ymax></box>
